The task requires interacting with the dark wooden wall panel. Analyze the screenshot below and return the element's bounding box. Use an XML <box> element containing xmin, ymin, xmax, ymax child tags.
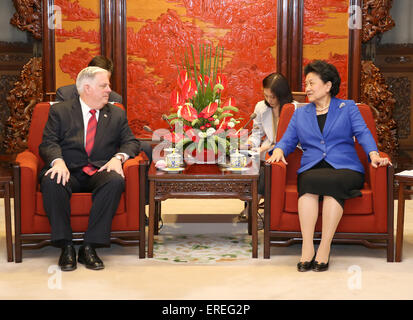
<box><xmin>42</xmin><ymin>0</ymin><xmax>56</xmax><ymax>97</ymax></box>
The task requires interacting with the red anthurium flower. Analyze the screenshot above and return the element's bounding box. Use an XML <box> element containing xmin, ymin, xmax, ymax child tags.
<box><xmin>177</xmin><ymin>70</ymin><xmax>189</xmax><ymax>89</ymax></box>
<box><xmin>164</xmin><ymin>132</ymin><xmax>184</xmax><ymax>143</ymax></box>
<box><xmin>170</xmin><ymin>89</ymin><xmax>183</xmax><ymax>108</ymax></box>
<box><xmin>222</xmin><ymin>97</ymin><xmax>236</xmax><ymax>108</ymax></box>
<box><xmin>197</xmin><ymin>74</ymin><xmax>210</xmax><ymax>88</ymax></box>
<box><xmin>219</xmin><ymin>118</ymin><xmax>230</xmax><ymax>130</ymax></box>
<box><xmin>185</xmin><ymin>128</ymin><xmax>200</xmax><ymax>143</ymax></box>
<box><xmin>200</xmin><ymin>102</ymin><xmax>218</xmax><ymax>118</ymax></box>
<box><xmin>180</xmin><ymin>104</ymin><xmax>198</xmax><ymax>122</ymax></box>
<box><xmin>182</xmin><ymin>79</ymin><xmax>197</xmax><ymax>100</ymax></box>
<box><xmin>215</xmin><ymin>73</ymin><xmax>228</xmax><ymax>90</ymax></box>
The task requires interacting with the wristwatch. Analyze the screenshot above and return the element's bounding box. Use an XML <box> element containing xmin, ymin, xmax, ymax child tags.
<box><xmin>114</xmin><ymin>154</ymin><xmax>124</xmax><ymax>162</ymax></box>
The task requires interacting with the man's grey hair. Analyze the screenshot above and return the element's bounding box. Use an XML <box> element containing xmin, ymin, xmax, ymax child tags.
<box><xmin>76</xmin><ymin>66</ymin><xmax>108</xmax><ymax>95</ymax></box>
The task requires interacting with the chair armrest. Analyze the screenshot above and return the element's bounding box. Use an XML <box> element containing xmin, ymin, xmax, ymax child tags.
<box><xmin>15</xmin><ymin>150</ymin><xmax>39</xmax><ymax>193</ymax></box>
<box><xmin>367</xmin><ymin>151</ymin><xmax>391</xmax><ymax>188</ymax></box>
<box><xmin>15</xmin><ymin>151</ymin><xmax>39</xmax><ymax>226</ymax></box>
<box><xmin>123</xmin><ymin>154</ymin><xmax>147</xmax><ymax>213</ymax></box>
<box><xmin>268</xmin><ymin>161</ymin><xmax>287</xmax><ymax>223</ymax></box>
<box><xmin>368</xmin><ymin>151</ymin><xmax>391</xmax><ymax>220</ymax></box>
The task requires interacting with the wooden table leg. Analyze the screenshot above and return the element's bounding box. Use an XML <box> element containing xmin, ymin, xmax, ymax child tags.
<box><xmin>395</xmin><ymin>182</ymin><xmax>405</xmax><ymax>262</ymax></box>
<box><xmin>154</xmin><ymin>201</ymin><xmax>161</xmax><ymax>235</ymax></box>
<box><xmin>251</xmin><ymin>180</ymin><xmax>258</xmax><ymax>258</ymax></box>
<box><xmin>147</xmin><ymin>181</ymin><xmax>155</xmax><ymax>258</ymax></box>
<box><xmin>4</xmin><ymin>182</ymin><xmax>13</xmax><ymax>262</ymax></box>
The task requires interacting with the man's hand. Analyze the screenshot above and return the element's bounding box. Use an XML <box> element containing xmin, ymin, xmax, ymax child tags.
<box><xmin>98</xmin><ymin>156</ymin><xmax>124</xmax><ymax>178</ymax></box>
<box><xmin>45</xmin><ymin>159</ymin><xmax>70</xmax><ymax>186</ymax></box>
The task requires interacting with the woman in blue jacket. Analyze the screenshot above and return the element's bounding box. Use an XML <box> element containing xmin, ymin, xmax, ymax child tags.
<box><xmin>267</xmin><ymin>60</ymin><xmax>390</xmax><ymax>272</ymax></box>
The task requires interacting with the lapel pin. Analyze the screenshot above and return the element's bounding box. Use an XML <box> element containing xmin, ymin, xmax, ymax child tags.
<box><xmin>104</xmin><ymin>114</ymin><xmax>108</xmax><ymax>118</ymax></box>
<box><xmin>339</xmin><ymin>102</ymin><xmax>345</xmax><ymax>109</ymax></box>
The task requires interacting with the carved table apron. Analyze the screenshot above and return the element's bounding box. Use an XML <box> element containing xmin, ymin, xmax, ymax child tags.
<box><xmin>147</xmin><ymin>163</ymin><xmax>260</xmax><ymax>258</ymax></box>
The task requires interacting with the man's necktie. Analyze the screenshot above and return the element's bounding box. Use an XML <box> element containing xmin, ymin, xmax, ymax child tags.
<box><xmin>82</xmin><ymin>109</ymin><xmax>98</xmax><ymax>175</ymax></box>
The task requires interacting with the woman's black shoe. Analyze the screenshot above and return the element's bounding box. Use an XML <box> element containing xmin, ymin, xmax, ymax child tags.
<box><xmin>313</xmin><ymin>259</ymin><xmax>330</xmax><ymax>272</ymax></box>
<box><xmin>297</xmin><ymin>255</ymin><xmax>315</xmax><ymax>272</ymax></box>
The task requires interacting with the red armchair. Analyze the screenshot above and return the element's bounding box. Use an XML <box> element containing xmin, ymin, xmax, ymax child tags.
<box><xmin>13</xmin><ymin>102</ymin><xmax>147</xmax><ymax>262</ymax></box>
<box><xmin>263</xmin><ymin>103</ymin><xmax>394</xmax><ymax>262</ymax></box>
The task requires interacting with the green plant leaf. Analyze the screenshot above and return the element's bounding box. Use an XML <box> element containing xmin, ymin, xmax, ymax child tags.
<box><xmin>222</xmin><ymin>106</ymin><xmax>239</xmax><ymax>113</ymax></box>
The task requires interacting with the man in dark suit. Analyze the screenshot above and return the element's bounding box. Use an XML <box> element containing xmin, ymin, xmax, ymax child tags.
<box><xmin>39</xmin><ymin>66</ymin><xmax>140</xmax><ymax>271</ymax></box>
<box><xmin>56</xmin><ymin>56</ymin><xmax>153</xmax><ymax>166</ymax></box>
<box><xmin>55</xmin><ymin>55</ymin><xmax>123</xmax><ymax>103</ymax></box>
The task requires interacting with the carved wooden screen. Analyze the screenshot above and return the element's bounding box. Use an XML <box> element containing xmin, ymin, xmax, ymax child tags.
<box><xmin>54</xmin><ymin>0</ymin><xmax>101</xmax><ymax>88</ymax></box>
<box><xmin>125</xmin><ymin>0</ymin><xmax>278</xmax><ymax>135</ymax></box>
<box><xmin>46</xmin><ymin>0</ymin><xmax>361</xmax><ymax>137</ymax></box>
<box><xmin>302</xmin><ymin>0</ymin><xmax>350</xmax><ymax>99</ymax></box>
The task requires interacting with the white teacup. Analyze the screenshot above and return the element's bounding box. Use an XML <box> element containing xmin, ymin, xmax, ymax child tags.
<box><xmin>165</xmin><ymin>152</ymin><xmax>182</xmax><ymax>168</ymax></box>
<box><xmin>164</xmin><ymin>148</ymin><xmax>175</xmax><ymax>157</ymax></box>
<box><xmin>230</xmin><ymin>152</ymin><xmax>247</xmax><ymax>168</ymax></box>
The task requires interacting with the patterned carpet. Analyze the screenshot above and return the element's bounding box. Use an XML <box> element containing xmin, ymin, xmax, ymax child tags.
<box><xmin>153</xmin><ymin>233</ymin><xmax>253</xmax><ymax>264</ymax></box>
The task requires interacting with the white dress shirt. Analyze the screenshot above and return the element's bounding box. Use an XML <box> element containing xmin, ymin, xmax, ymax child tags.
<box><xmin>50</xmin><ymin>99</ymin><xmax>128</xmax><ymax>166</ymax></box>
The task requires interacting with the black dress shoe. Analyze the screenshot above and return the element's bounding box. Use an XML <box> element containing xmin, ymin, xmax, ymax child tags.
<box><xmin>78</xmin><ymin>245</ymin><xmax>104</xmax><ymax>270</ymax></box>
<box><xmin>58</xmin><ymin>245</ymin><xmax>77</xmax><ymax>272</ymax></box>
<box><xmin>313</xmin><ymin>259</ymin><xmax>330</xmax><ymax>272</ymax></box>
<box><xmin>297</xmin><ymin>255</ymin><xmax>315</xmax><ymax>272</ymax></box>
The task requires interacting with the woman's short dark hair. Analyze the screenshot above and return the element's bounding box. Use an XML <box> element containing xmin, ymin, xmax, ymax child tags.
<box><xmin>304</xmin><ymin>60</ymin><xmax>341</xmax><ymax>97</ymax></box>
<box><xmin>88</xmin><ymin>55</ymin><xmax>114</xmax><ymax>74</ymax></box>
<box><xmin>262</xmin><ymin>73</ymin><xmax>293</xmax><ymax>109</ymax></box>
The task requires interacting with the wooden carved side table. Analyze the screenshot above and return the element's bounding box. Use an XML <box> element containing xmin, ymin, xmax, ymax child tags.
<box><xmin>147</xmin><ymin>162</ymin><xmax>260</xmax><ymax>259</ymax></box>
<box><xmin>395</xmin><ymin>174</ymin><xmax>413</xmax><ymax>262</ymax></box>
<box><xmin>0</xmin><ymin>162</ymin><xmax>13</xmax><ymax>262</ymax></box>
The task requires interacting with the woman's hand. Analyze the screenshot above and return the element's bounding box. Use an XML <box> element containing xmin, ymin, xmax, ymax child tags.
<box><xmin>369</xmin><ymin>151</ymin><xmax>392</xmax><ymax>168</ymax></box>
<box><xmin>259</xmin><ymin>144</ymin><xmax>272</xmax><ymax>154</ymax></box>
<box><xmin>266</xmin><ymin>148</ymin><xmax>288</xmax><ymax>165</ymax></box>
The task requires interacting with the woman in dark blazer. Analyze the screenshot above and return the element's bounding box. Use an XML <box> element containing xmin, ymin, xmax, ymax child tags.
<box><xmin>267</xmin><ymin>60</ymin><xmax>390</xmax><ymax>272</ymax></box>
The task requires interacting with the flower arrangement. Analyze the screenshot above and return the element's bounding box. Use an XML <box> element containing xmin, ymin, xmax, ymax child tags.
<box><xmin>164</xmin><ymin>44</ymin><xmax>243</xmax><ymax>163</ymax></box>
